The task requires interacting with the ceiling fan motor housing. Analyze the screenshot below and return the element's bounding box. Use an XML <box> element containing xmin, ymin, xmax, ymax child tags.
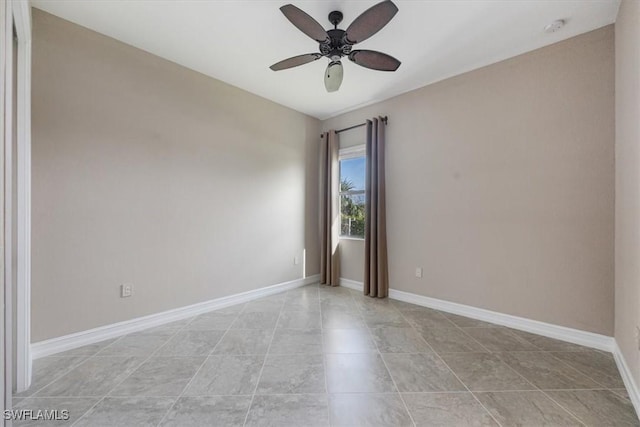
<box><xmin>320</xmin><ymin>28</ymin><xmax>352</xmax><ymax>58</ymax></box>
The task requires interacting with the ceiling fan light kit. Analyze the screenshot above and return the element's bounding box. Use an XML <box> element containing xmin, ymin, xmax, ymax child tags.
<box><xmin>325</xmin><ymin>61</ymin><xmax>344</xmax><ymax>92</ymax></box>
<box><xmin>270</xmin><ymin>0</ymin><xmax>401</xmax><ymax>93</ymax></box>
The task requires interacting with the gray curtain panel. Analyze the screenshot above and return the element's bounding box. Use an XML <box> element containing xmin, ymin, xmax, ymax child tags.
<box><xmin>320</xmin><ymin>130</ymin><xmax>340</xmax><ymax>286</ymax></box>
<box><xmin>364</xmin><ymin>117</ymin><xmax>389</xmax><ymax>297</ymax></box>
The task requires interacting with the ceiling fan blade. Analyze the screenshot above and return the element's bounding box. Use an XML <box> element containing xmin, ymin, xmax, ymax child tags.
<box><xmin>270</xmin><ymin>53</ymin><xmax>322</xmax><ymax>71</ymax></box>
<box><xmin>348</xmin><ymin>50</ymin><xmax>401</xmax><ymax>71</ymax></box>
<box><xmin>345</xmin><ymin>0</ymin><xmax>398</xmax><ymax>44</ymax></box>
<box><xmin>280</xmin><ymin>4</ymin><xmax>329</xmax><ymax>43</ymax></box>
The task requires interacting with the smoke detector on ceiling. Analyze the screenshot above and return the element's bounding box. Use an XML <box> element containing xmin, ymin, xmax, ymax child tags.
<box><xmin>544</xmin><ymin>19</ymin><xmax>566</xmax><ymax>33</ymax></box>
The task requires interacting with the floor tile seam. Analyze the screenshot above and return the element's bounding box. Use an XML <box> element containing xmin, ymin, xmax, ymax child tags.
<box><xmin>283</xmin><ymin>299</ymin><xmax>322</xmax><ymax>303</ymax></box>
<box><xmin>242</xmin><ymin>300</ymin><xmax>286</xmax><ymax>427</ymax></box>
<box><xmin>513</xmin><ymin>332</ymin><xmax>596</xmax><ymax>354</ymax></box>
<box><xmin>214</xmin><ymin>351</ymin><xmax>338</xmax><ymax>356</ymax></box>
<box><xmin>267</xmin><ymin>350</ymin><xmax>380</xmax><ymax>356</ymax></box>
<box><xmin>152</xmin><ymin>318</ymin><xmax>235</xmax><ymax>427</ymax></box>
<box><xmin>376</xmin><ymin>350</ymin><xmax>418</xmax><ymax>427</ymax></box>
<box><xmin>22</xmin><ymin>394</ymin><xmax>105</xmax><ymax>399</ymax></box>
<box><xmin>14</xmin><ymin>396</ymin><xmax>103</xmax><ymax>400</ymax></box>
<box><xmin>33</xmin><ymin>322</ymin><xmax>190</xmax><ymax>400</ymax></box>
<box><xmin>501</xmin><ymin>330</ymin><xmax>596</xmax><ymax>354</ymax></box>
<box><xmin>413</xmin><ymin>325</ymin><xmax>495</xmax><ymax>355</ymax></box>
<box><xmin>539</xmin><ymin>350</ymin><xmax>614</xmax><ymax>388</ymax></box>
<box><xmin>487</xmin><ymin>350</ymin><xmax>549</xmax><ymax>393</ymax></box>
<box><xmin>465</xmin><ymin>391</ymin><xmax>505</xmax><ymax>427</ymax></box>
<box><xmin>240</xmin><ymin>307</ymin><xmax>284</xmax><ymax>316</ymax></box>
<box><xmin>498</xmin><ymin>327</ymin><xmax>549</xmax><ymax>352</ymax></box>
<box><xmin>185</xmin><ymin>324</ymin><xmax>238</xmax><ymax>331</ymax></box>
<box><xmin>545</xmin><ymin>351</ymin><xmax>619</xmax><ymax>389</ymax></box>
<box><xmin>80</xmin><ymin>354</ymin><xmax>207</xmax><ymax>359</ymax></box>
<box><xmin>93</xmin><ymin>335</ymin><xmax>127</xmax><ymax>357</ymax></box>
<box><xmin>122</xmin><ymin>354</ymin><xmax>227</xmax><ymax>360</ymax></box>
<box><xmin>56</xmin><ymin>395</ymin><xmax>183</xmax><ymax>400</ymax></box>
<box><xmin>425</xmin><ymin>311</ymin><xmax>459</xmax><ymax>329</ymax></box>
<box><xmin>456</xmin><ymin>333</ymin><xmax>533</xmax><ymax>354</ymax></box>
<box><xmin>549</xmin><ymin>387</ymin><xmax>620</xmax><ymax>392</ymax></box>
<box><xmin>464</xmin><ymin>387</ymin><xmax>613</xmax><ymax>393</ymax></box>
<box><xmin>536</xmin><ymin>389</ymin><xmax>589</xmax><ymax>426</ymax></box>
<box><xmin>318</xmin><ymin>285</ymin><xmax>332</xmax><ymax>427</ymax></box>
<box><xmin>152</xmin><ymin>315</ymin><xmax>241</xmax><ymax>425</ymax></box>
<box><xmin>420</xmin><ymin>324</ymin><xmax>498</xmax><ymax>330</ymax></box>
<box><xmin>325</xmin><ymin>287</ymin><xmax>363</xmax><ymax>427</ymax></box>
<box><xmin>609</xmin><ymin>388</ymin><xmax>634</xmax><ymax>401</ymax></box>
<box><xmin>245</xmin><ymin>392</ymin><xmax>330</xmax><ymax>396</ymax></box>
<box><xmin>281</xmin><ymin>308</ymin><xmax>321</xmax><ymax>314</ymax></box>
<box><xmin>241</xmin><ymin>310</ymin><xmax>284</xmax><ymax>316</ymax></box>
<box><xmin>483</xmin><ymin>350</ymin><xmax>573</xmax><ymax>353</ymax></box>
<box><xmin>282</xmin><ymin>298</ymin><xmax>320</xmax><ymax>311</ymax></box>
<box><xmin>394</xmin><ymin>307</ymin><xmax>503</xmax><ymax>427</ymax></box>
<box><xmin>143</xmin><ymin>313</ymin><xmax>201</xmax><ymax>358</ymax></box>
<box><xmin>270</xmin><ymin>327</ymin><xmax>323</xmax><ymax>331</ymax></box>
<box><xmin>394</xmin><ymin>309</ymin><xmax>457</xmax><ymax>362</ymax></box>
<box><xmin>399</xmin><ymin>390</ymin><xmax>496</xmax><ymax>395</ymax></box>
<box><xmin>93</xmin><ymin>327</ymin><xmax>189</xmax><ymax>351</ymax></box>
<box><xmin>445</xmin><ymin>322</ymin><xmax>496</xmax><ymax>354</ymax></box>
<box><xmin>431</xmin><ymin>349</ymin><xmax>494</xmax><ymax>356</ymax></box>
<box><xmin>49</xmin><ymin>393</ymin><xmax>254</xmax><ymax>398</ymax></box>
<box><xmin>362</xmin><ymin>304</ymin><xmax>417</xmax><ymax>427</ymax></box>
<box><xmin>69</xmin><ymin>395</ymin><xmax>109</xmax><ymax>427</ymax></box>
<box><xmin>97</xmin><ymin>320</ymin><xmax>198</xmax><ymax>356</ymax></box>
<box><xmin>414</xmin><ymin>309</ymin><xmax>527</xmax><ymax>426</ymax></box>
<box><xmin>457</xmin><ymin>325</ymin><xmax>506</xmax><ymax>329</ymax></box>
<box><xmin>470</xmin><ymin>389</ymin><xmax>590</xmax><ymax>427</ymax></box>
<box><xmin>481</xmin><ymin>348</ymin><xmax>590</xmax><ymax>425</ymax></box>
<box><xmin>19</xmin><ymin>355</ymin><xmax>94</xmax><ymax>399</ymax></box>
<box><xmin>107</xmin><ymin>319</ymin><xmax>197</xmax><ymax>393</ymax></box>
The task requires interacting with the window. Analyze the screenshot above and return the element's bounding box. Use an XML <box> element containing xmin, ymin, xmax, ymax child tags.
<box><xmin>339</xmin><ymin>145</ymin><xmax>366</xmax><ymax>239</ymax></box>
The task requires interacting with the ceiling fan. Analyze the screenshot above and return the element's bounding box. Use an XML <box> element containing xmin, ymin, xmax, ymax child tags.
<box><xmin>270</xmin><ymin>1</ymin><xmax>401</xmax><ymax>92</ymax></box>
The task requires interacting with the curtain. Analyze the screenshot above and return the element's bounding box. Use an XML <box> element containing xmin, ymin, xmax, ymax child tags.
<box><xmin>364</xmin><ymin>117</ymin><xmax>389</xmax><ymax>297</ymax></box>
<box><xmin>320</xmin><ymin>130</ymin><xmax>340</xmax><ymax>286</ymax></box>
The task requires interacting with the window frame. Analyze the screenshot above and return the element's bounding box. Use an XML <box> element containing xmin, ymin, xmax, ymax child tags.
<box><xmin>338</xmin><ymin>145</ymin><xmax>366</xmax><ymax>240</ymax></box>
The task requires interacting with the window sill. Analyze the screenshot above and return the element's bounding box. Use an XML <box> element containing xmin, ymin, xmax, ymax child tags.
<box><xmin>340</xmin><ymin>236</ymin><xmax>365</xmax><ymax>241</ymax></box>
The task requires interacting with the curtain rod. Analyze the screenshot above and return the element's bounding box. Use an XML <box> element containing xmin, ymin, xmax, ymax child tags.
<box><xmin>320</xmin><ymin>116</ymin><xmax>388</xmax><ymax>138</ymax></box>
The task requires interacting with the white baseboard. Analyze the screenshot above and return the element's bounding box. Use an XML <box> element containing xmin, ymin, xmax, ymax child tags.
<box><xmin>339</xmin><ymin>278</ymin><xmax>363</xmax><ymax>291</ymax></box>
<box><xmin>339</xmin><ymin>278</ymin><xmax>614</xmax><ymax>352</ymax></box>
<box><xmin>32</xmin><ymin>275</ymin><xmax>320</xmax><ymax>359</ymax></box>
<box><xmin>613</xmin><ymin>342</ymin><xmax>640</xmax><ymax>416</ymax></box>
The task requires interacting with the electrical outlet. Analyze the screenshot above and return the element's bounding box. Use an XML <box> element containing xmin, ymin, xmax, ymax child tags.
<box><xmin>415</xmin><ymin>267</ymin><xmax>423</xmax><ymax>278</ymax></box>
<box><xmin>120</xmin><ymin>284</ymin><xmax>132</xmax><ymax>298</ymax></box>
<box><xmin>294</xmin><ymin>256</ymin><xmax>299</xmax><ymax>265</ymax></box>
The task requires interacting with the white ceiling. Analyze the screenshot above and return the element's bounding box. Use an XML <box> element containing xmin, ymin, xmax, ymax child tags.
<box><xmin>31</xmin><ymin>0</ymin><xmax>620</xmax><ymax>120</ymax></box>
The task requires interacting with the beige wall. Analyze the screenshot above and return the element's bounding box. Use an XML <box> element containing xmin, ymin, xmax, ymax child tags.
<box><xmin>339</xmin><ymin>239</ymin><xmax>365</xmax><ymax>283</ymax></box>
<box><xmin>615</xmin><ymin>0</ymin><xmax>640</xmax><ymax>388</ymax></box>
<box><xmin>31</xmin><ymin>10</ymin><xmax>320</xmax><ymax>341</ymax></box>
<box><xmin>323</xmin><ymin>26</ymin><xmax>615</xmax><ymax>335</ymax></box>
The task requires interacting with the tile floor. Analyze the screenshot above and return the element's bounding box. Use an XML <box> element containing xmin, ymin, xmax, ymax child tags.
<box><xmin>13</xmin><ymin>283</ymin><xmax>640</xmax><ymax>426</ymax></box>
